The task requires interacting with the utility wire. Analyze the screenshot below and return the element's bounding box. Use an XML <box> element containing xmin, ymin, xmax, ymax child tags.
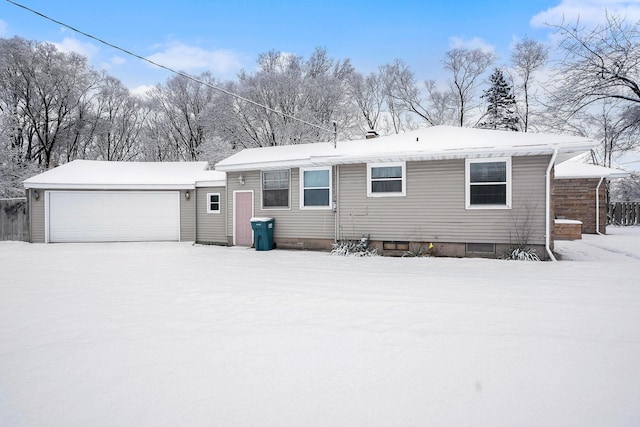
<box><xmin>6</xmin><ymin>0</ymin><xmax>337</xmax><ymax>142</ymax></box>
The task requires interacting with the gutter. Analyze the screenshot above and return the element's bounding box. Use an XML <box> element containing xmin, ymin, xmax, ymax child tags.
<box><xmin>546</xmin><ymin>149</ymin><xmax>558</xmax><ymax>262</ymax></box>
<box><xmin>595</xmin><ymin>176</ymin><xmax>605</xmax><ymax>235</ymax></box>
<box><xmin>215</xmin><ymin>144</ymin><xmax>595</xmax><ymax>173</ymax></box>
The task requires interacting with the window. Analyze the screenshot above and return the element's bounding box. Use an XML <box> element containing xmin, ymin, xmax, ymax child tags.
<box><xmin>206</xmin><ymin>193</ymin><xmax>220</xmax><ymax>213</ymax></box>
<box><xmin>367</xmin><ymin>162</ymin><xmax>406</xmax><ymax>197</ymax></box>
<box><xmin>262</xmin><ymin>170</ymin><xmax>290</xmax><ymax>208</ymax></box>
<box><xmin>466</xmin><ymin>243</ymin><xmax>496</xmax><ymax>254</ymax></box>
<box><xmin>383</xmin><ymin>241</ymin><xmax>410</xmax><ymax>251</ymax></box>
<box><xmin>300</xmin><ymin>167</ymin><xmax>332</xmax><ymax>209</ymax></box>
<box><xmin>465</xmin><ymin>158</ymin><xmax>511</xmax><ymax>209</ymax></box>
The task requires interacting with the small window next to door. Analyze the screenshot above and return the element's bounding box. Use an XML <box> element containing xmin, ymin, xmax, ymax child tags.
<box><xmin>207</xmin><ymin>193</ymin><xmax>220</xmax><ymax>213</ymax></box>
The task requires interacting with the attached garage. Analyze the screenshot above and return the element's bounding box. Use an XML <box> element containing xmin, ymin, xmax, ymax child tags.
<box><xmin>47</xmin><ymin>191</ymin><xmax>180</xmax><ymax>242</ymax></box>
<box><xmin>24</xmin><ymin>160</ymin><xmax>225</xmax><ymax>244</ymax></box>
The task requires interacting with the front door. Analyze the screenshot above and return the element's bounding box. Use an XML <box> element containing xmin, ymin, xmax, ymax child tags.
<box><xmin>234</xmin><ymin>191</ymin><xmax>253</xmax><ymax>246</ymax></box>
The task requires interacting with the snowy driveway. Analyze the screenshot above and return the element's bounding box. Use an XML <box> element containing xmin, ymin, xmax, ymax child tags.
<box><xmin>1</xmin><ymin>228</ymin><xmax>639</xmax><ymax>426</ymax></box>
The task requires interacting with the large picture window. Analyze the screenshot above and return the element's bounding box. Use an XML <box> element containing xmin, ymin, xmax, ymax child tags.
<box><xmin>465</xmin><ymin>158</ymin><xmax>511</xmax><ymax>209</ymax></box>
<box><xmin>262</xmin><ymin>170</ymin><xmax>290</xmax><ymax>208</ymax></box>
<box><xmin>367</xmin><ymin>162</ymin><xmax>406</xmax><ymax>197</ymax></box>
<box><xmin>300</xmin><ymin>167</ymin><xmax>332</xmax><ymax>209</ymax></box>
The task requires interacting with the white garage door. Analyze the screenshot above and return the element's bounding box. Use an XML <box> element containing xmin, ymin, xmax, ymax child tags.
<box><xmin>48</xmin><ymin>191</ymin><xmax>180</xmax><ymax>242</ymax></box>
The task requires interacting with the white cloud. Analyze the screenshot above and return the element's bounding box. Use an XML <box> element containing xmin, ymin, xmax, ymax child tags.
<box><xmin>146</xmin><ymin>41</ymin><xmax>243</xmax><ymax>76</ymax></box>
<box><xmin>110</xmin><ymin>56</ymin><xmax>126</xmax><ymax>66</ymax></box>
<box><xmin>448</xmin><ymin>36</ymin><xmax>495</xmax><ymax>53</ymax></box>
<box><xmin>0</xmin><ymin>19</ymin><xmax>7</xmax><ymax>36</ymax></box>
<box><xmin>51</xmin><ymin>37</ymin><xmax>99</xmax><ymax>59</ymax></box>
<box><xmin>531</xmin><ymin>0</ymin><xmax>640</xmax><ymax>27</ymax></box>
<box><xmin>130</xmin><ymin>85</ymin><xmax>155</xmax><ymax>98</ymax></box>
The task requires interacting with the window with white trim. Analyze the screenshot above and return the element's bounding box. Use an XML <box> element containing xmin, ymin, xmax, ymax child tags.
<box><xmin>206</xmin><ymin>193</ymin><xmax>221</xmax><ymax>213</ymax></box>
<box><xmin>300</xmin><ymin>167</ymin><xmax>332</xmax><ymax>209</ymax></box>
<box><xmin>367</xmin><ymin>162</ymin><xmax>406</xmax><ymax>197</ymax></box>
<box><xmin>465</xmin><ymin>158</ymin><xmax>511</xmax><ymax>209</ymax></box>
<box><xmin>262</xmin><ymin>170</ymin><xmax>290</xmax><ymax>209</ymax></box>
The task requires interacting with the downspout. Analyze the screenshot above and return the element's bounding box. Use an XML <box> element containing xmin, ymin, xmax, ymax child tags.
<box><xmin>193</xmin><ymin>187</ymin><xmax>198</xmax><ymax>243</ymax></box>
<box><xmin>595</xmin><ymin>176</ymin><xmax>605</xmax><ymax>235</ymax></box>
<box><xmin>334</xmin><ymin>165</ymin><xmax>340</xmax><ymax>242</ymax></box>
<box><xmin>545</xmin><ymin>149</ymin><xmax>558</xmax><ymax>262</ymax></box>
<box><xmin>226</xmin><ymin>178</ymin><xmax>230</xmax><ymax>245</ymax></box>
<box><xmin>27</xmin><ymin>188</ymin><xmax>32</xmax><ymax>243</ymax></box>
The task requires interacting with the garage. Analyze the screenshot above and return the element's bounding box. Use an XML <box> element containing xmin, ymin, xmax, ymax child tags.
<box><xmin>47</xmin><ymin>191</ymin><xmax>180</xmax><ymax>242</ymax></box>
<box><xmin>23</xmin><ymin>160</ymin><xmax>221</xmax><ymax>244</ymax></box>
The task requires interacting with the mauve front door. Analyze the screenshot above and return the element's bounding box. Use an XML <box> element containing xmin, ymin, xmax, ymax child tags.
<box><xmin>234</xmin><ymin>191</ymin><xmax>253</xmax><ymax>246</ymax></box>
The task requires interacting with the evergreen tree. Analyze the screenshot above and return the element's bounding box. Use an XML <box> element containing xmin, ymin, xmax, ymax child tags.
<box><xmin>478</xmin><ymin>68</ymin><xmax>519</xmax><ymax>131</ymax></box>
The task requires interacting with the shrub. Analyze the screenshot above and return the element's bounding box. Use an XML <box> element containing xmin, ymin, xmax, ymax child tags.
<box><xmin>331</xmin><ymin>237</ymin><xmax>378</xmax><ymax>257</ymax></box>
<box><xmin>505</xmin><ymin>247</ymin><xmax>540</xmax><ymax>261</ymax></box>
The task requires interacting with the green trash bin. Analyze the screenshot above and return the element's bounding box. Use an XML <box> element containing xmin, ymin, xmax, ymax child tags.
<box><xmin>250</xmin><ymin>217</ymin><xmax>275</xmax><ymax>251</ymax></box>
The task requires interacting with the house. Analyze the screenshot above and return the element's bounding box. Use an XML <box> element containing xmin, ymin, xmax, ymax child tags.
<box><xmin>23</xmin><ymin>126</ymin><xmax>597</xmax><ymax>260</ymax></box>
<box><xmin>23</xmin><ymin>160</ymin><xmax>227</xmax><ymax>244</ymax></box>
<box><xmin>215</xmin><ymin>126</ymin><xmax>596</xmax><ymax>259</ymax></box>
<box><xmin>554</xmin><ymin>160</ymin><xmax>628</xmax><ymax>238</ymax></box>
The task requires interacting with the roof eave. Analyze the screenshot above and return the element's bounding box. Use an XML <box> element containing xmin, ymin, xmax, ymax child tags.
<box><xmin>23</xmin><ymin>183</ymin><xmax>196</xmax><ymax>190</ymax></box>
<box><xmin>215</xmin><ymin>144</ymin><xmax>595</xmax><ymax>172</ymax></box>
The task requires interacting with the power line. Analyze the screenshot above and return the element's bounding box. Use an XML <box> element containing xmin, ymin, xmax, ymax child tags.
<box><xmin>5</xmin><ymin>0</ymin><xmax>337</xmax><ymax>142</ymax></box>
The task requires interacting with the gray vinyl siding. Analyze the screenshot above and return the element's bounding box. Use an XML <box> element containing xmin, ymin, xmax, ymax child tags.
<box><xmin>196</xmin><ymin>187</ymin><xmax>227</xmax><ymax>244</ymax></box>
<box><xmin>30</xmin><ymin>189</ymin><xmax>45</xmax><ymax>243</ymax></box>
<box><xmin>337</xmin><ymin>156</ymin><xmax>549</xmax><ymax>245</ymax></box>
<box><xmin>226</xmin><ymin>169</ymin><xmax>335</xmax><ymax>241</ymax></box>
<box><xmin>180</xmin><ymin>190</ymin><xmax>196</xmax><ymax>241</ymax></box>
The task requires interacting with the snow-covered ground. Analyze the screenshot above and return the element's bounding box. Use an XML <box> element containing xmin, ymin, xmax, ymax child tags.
<box><xmin>1</xmin><ymin>227</ymin><xmax>639</xmax><ymax>427</ymax></box>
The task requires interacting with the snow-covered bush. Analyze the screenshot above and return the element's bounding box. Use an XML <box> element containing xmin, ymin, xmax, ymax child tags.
<box><xmin>330</xmin><ymin>237</ymin><xmax>378</xmax><ymax>257</ymax></box>
<box><xmin>505</xmin><ymin>247</ymin><xmax>540</xmax><ymax>261</ymax></box>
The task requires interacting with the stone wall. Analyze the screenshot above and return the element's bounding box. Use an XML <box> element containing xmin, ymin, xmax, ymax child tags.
<box><xmin>553</xmin><ymin>178</ymin><xmax>607</xmax><ymax>234</ymax></box>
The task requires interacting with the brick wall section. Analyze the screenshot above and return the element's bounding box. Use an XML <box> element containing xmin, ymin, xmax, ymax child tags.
<box><xmin>554</xmin><ymin>221</ymin><xmax>582</xmax><ymax>240</ymax></box>
<box><xmin>553</xmin><ymin>178</ymin><xmax>607</xmax><ymax>234</ymax></box>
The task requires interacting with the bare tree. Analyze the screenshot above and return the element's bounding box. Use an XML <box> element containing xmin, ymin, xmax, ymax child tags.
<box><xmin>381</xmin><ymin>59</ymin><xmax>436</xmax><ymax>128</ymax></box>
<box><xmin>510</xmin><ymin>37</ymin><xmax>549</xmax><ymax>132</ymax></box>
<box><xmin>346</xmin><ymin>71</ymin><xmax>385</xmax><ymax>134</ymax></box>
<box><xmin>547</xmin><ymin>14</ymin><xmax>640</xmax><ymax>168</ymax></box>
<box><xmin>210</xmin><ymin>48</ymin><xmax>354</xmax><ymax>148</ymax></box>
<box><xmin>424</xmin><ymin>80</ymin><xmax>457</xmax><ymax>126</ymax></box>
<box><xmin>443</xmin><ymin>48</ymin><xmax>496</xmax><ymax>126</ymax></box>
<box><xmin>610</xmin><ymin>172</ymin><xmax>640</xmax><ymax>201</ymax></box>
<box><xmin>149</xmin><ymin>72</ymin><xmax>216</xmax><ymax>160</ymax></box>
<box><xmin>0</xmin><ymin>37</ymin><xmax>98</xmax><ymax>168</ymax></box>
<box><xmin>551</xmin><ymin>14</ymin><xmax>640</xmax><ymax>118</ymax></box>
<box><xmin>588</xmin><ymin>100</ymin><xmax>639</xmax><ymax>167</ymax></box>
<box><xmin>87</xmin><ymin>76</ymin><xmax>149</xmax><ymax>161</ymax></box>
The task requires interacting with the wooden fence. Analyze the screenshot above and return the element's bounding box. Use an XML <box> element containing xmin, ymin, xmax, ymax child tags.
<box><xmin>608</xmin><ymin>202</ymin><xmax>640</xmax><ymax>226</ymax></box>
<box><xmin>0</xmin><ymin>198</ymin><xmax>29</xmax><ymax>241</ymax></box>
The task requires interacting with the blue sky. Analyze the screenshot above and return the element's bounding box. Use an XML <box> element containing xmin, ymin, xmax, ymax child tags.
<box><xmin>1</xmin><ymin>0</ymin><xmax>639</xmax><ymax>91</ymax></box>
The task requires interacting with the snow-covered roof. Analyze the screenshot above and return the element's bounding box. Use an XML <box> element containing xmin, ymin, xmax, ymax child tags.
<box><xmin>555</xmin><ymin>161</ymin><xmax>629</xmax><ymax>179</ymax></box>
<box><xmin>195</xmin><ymin>170</ymin><xmax>227</xmax><ymax>188</ymax></box>
<box><xmin>215</xmin><ymin>125</ymin><xmax>598</xmax><ymax>172</ymax></box>
<box><xmin>23</xmin><ymin>160</ymin><xmax>222</xmax><ymax>190</ymax></box>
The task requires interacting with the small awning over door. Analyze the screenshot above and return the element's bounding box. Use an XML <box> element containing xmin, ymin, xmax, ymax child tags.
<box><xmin>48</xmin><ymin>191</ymin><xmax>180</xmax><ymax>242</ymax></box>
